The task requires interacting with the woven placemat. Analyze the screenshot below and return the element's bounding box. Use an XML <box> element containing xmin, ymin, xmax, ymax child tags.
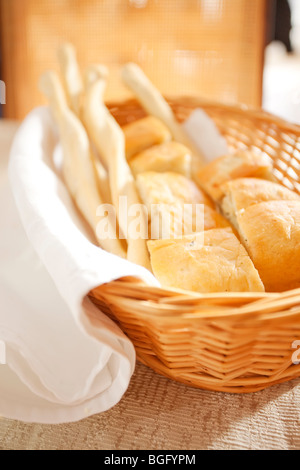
<box><xmin>1</xmin><ymin>362</ymin><xmax>300</xmax><ymax>450</ymax></box>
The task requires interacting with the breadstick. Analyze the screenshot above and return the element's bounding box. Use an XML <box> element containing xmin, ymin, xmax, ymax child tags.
<box><xmin>84</xmin><ymin>65</ymin><xmax>112</xmax><ymax>204</ymax></box>
<box><xmin>83</xmin><ymin>74</ymin><xmax>151</xmax><ymax>270</ymax></box>
<box><xmin>58</xmin><ymin>48</ymin><xmax>111</xmax><ymax>205</ymax></box>
<box><xmin>91</xmin><ymin>154</ymin><xmax>112</xmax><ymax>205</ymax></box>
<box><xmin>84</xmin><ymin>65</ymin><xmax>109</xmax><ymax>94</ymax></box>
<box><xmin>39</xmin><ymin>71</ymin><xmax>126</xmax><ymax>258</ymax></box>
<box><xmin>57</xmin><ymin>43</ymin><xmax>83</xmax><ymax>116</ymax></box>
<box><xmin>121</xmin><ymin>63</ymin><xmax>205</xmax><ymax>174</ymax></box>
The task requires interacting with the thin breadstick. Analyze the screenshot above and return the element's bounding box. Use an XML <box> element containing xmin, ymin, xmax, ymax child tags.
<box><xmin>83</xmin><ymin>74</ymin><xmax>151</xmax><ymax>270</ymax></box>
<box><xmin>121</xmin><ymin>63</ymin><xmax>205</xmax><ymax>172</ymax></box>
<box><xmin>84</xmin><ymin>65</ymin><xmax>109</xmax><ymax>93</ymax></box>
<box><xmin>91</xmin><ymin>153</ymin><xmax>112</xmax><ymax>205</ymax></box>
<box><xmin>39</xmin><ymin>70</ymin><xmax>126</xmax><ymax>259</ymax></box>
<box><xmin>84</xmin><ymin>65</ymin><xmax>112</xmax><ymax>204</ymax></box>
<box><xmin>58</xmin><ymin>48</ymin><xmax>111</xmax><ymax>205</ymax></box>
<box><xmin>57</xmin><ymin>43</ymin><xmax>83</xmax><ymax>116</ymax></box>
<box><xmin>83</xmin><ymin>67</ymin><xmax>110</xmax><ymax>164</ymax></box>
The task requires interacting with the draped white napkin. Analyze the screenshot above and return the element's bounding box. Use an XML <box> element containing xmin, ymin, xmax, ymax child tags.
<box><xmin>182</xmin><ymin>108</ymin><xmax>228</xmax><ymax>162</ymax></box>
<box><xmin>1</xmin><ymin>107</ymin><xmax>156</xmax><ymax>423</ymax></box>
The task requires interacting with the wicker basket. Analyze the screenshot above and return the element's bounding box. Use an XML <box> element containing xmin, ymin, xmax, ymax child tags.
<box><xmin>89</xmin><ymin>97</ymin><xmax>300</xmax><ymax>394</ymax></box>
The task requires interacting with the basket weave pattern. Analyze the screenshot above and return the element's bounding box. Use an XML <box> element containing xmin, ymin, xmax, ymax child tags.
<box><xmin>90</xmin><ymin>98</ymin><xmax>300</xmax><ymax>393</ymax></box>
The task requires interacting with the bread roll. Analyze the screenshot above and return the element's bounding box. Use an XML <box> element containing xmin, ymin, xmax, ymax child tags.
<box><xmin>136</xmin><ymin>171</ymin><xmax>214</xmax><ymax>210</ymax></box>
<box><xmin>221</xmin><ymin>177</ymin><xmax>300</xmax><ymax>229</ymax></box>
<box><xmin>194</xmin><ymin>150</ymin><xmax>274</xmax><ymax>201</ymax></box>
<box><xmin>123</xmin><ymin>116</ymin><xmax>171</xmax><ymax>159</ymax></box>
<box><xmin>236</xmin><ymin>200</ymin><xmax>300</xmax><ymax>292</ymax></box>
<box><xmin>130</xmin><ymin>141</ymin><xmax>192</xmax><ymax>177</ymax></box>
<box><xmin>149</xmin><ymin>203</ymin><xmax>230</xmax><ymax>239</ymax></box>
<box><xmin>147</xmin><ymin>228</ymin><xmax>265</xmax><ymax>293</ymax></box>
<box><xmin>136</xmin><ymin>171</ymin><xmax>228</xmax><ymax>238</ymax></box>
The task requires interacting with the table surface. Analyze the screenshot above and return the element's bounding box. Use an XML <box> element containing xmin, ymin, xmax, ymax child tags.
<box><xmin>1</xmin><ymin>121</ymin><xmax>300</xmax><ymax>451</ymax></box>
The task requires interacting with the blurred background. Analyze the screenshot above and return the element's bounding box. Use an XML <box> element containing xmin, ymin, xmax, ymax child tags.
<box><xmin>0</xmin><ymin>0</ymin><xmax>299</xmax><ymax>123</ymax></box>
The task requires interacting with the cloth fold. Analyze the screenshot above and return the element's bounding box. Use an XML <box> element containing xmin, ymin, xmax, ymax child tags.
<box><xmin>0</xmin><ymin>107</ymin><xmax>156</xmax><ymax>423</ymax></box>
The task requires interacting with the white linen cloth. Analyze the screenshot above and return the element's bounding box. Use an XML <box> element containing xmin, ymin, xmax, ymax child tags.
<box><xmin>0</xmin><ymin>107</ymin><xmax>156</xmax><ymax>423</ymax></box>
<box><xmin>182</xmin><ymin>108</ymin><xmax>228</xmax><ymax>161</ymax></box>
<box><xmin>0</xmin><ymin>106</ymin><xmax>225</xmax><ymax>423</ymax></box>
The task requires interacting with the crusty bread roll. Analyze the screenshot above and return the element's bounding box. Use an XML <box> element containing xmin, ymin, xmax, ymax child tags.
<box><xmin>200</xmin><ymin>206</ymin><xmax>230</xmax><ymax>231</ymax></box>
<box><xmin>137</xmin><ymin>171</ymin><xmax>228</xmax><ymax>238</ymax></box>
<box><xmin>136</xmin><ymin>171</ymin><xmax>214</xmax><ymax>209</ymax></box>
<box><xmin>194</xmin><ymin>150</ymin><xmax>274</xmax><ymax>202</ymax></box>
<box><xmin>236</xmin><ymin>200</ymin><xmax>300</xmax><ymax>292</ymax></box>
<box><xmin>149</xmin><ymin>203</ymin><xmax>230</xmax><ymax>239</ymax></box>
<box><xmin>123</xmin><ymin>116</ymin><xmax>171</xmax><ymax>160</ymax></box>
<box><xmin>147</xmin><ymin>228</ymin><xmax>265</xmax><ymax>293</ymax></box>
<box><xmin>130</xmin><ymin>141</ymin><xmax>192</xmax><ymax>177</ymax></box>
<box><xmin>221</xmin><ymin>177</ymin><xmax>300</xmax><ymax>229</ymax></box>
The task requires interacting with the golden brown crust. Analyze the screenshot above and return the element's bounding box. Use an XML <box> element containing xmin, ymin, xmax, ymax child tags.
<box><xmin>130</xmin><ymin>141</ymin><xmax>192</xmax><ymax>177</ymax></box>
<box><xmin>136</xmin><ymin>171</ymin><xmax>214</xmax><ymax>210</ymax></box>
<box><xmin>136</xmin><ymin>171</ymin><xmax>229</xmax><ymax>238</ymax></box>
<box><xmin>220</xmin><ymin>177</ymin><xmax>300</xmax><ymax>229</ymax></box>
<box><xmin>147</xmin><ymin>228</ymin><xmax>265</xmax><ymax>293</ymax></box>
<box><xmin>236</xmin><ymin>200</ymin><xmax>300</xmax><ymax>292</ymax></box>
<box><xmin>222</xmin><ymin>177</ymin><xmax>300</xmax><ymax>210</ymax></box>
<box><xmin>148</xmin><ymin>203</ymin><xmax>230</xmax><ymax>239</ymax></box>
<box><xmin>194</xmin><ymin>151</ymin><xmax>274</xmax><ymax>201</ymax></box>
<box><xmin>123</xmin><ymin>116</ymin><xmax>172</xmax><ymax>160</ymax></box>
